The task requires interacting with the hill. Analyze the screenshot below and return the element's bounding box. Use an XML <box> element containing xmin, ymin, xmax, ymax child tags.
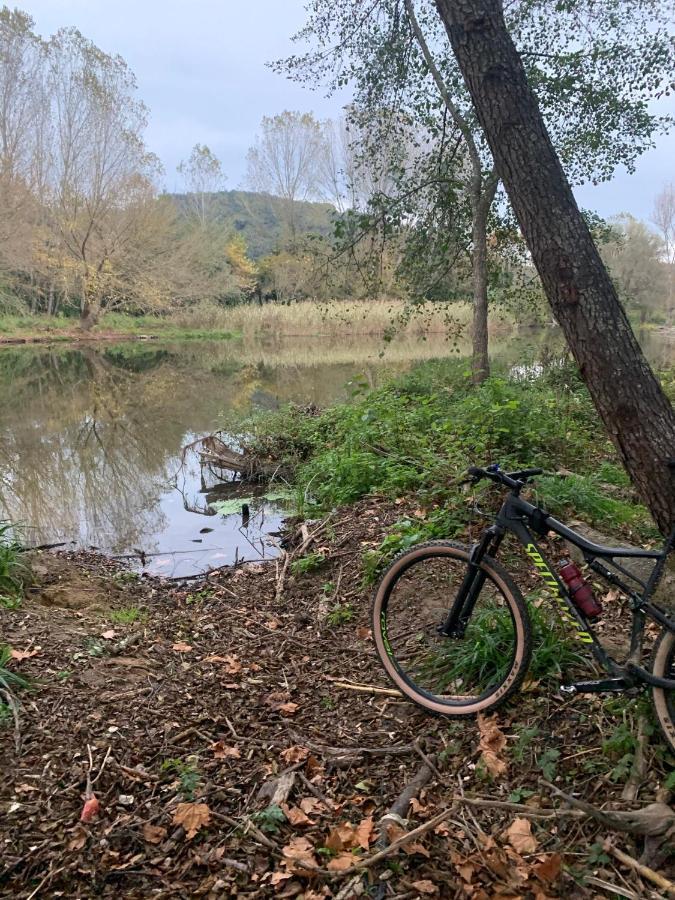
<box><xmin>169</xmin><ymin>190</ymin><xmax>337</xmax><ymax>259</ymax></box>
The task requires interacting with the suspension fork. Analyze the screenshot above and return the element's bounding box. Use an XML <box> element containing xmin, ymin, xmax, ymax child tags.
<box><xmin>439</xmin><ymin>525</ymin><xmax>505</xmax><ymax>638</ymax></box>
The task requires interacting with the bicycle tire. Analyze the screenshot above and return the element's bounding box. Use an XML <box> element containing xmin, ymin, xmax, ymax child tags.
<box><xmin>651</xmin><ymin>627</ymin><xmax>675</xmax><ymax>755</ymax></box>
<box><xmin>372</xmin><ymin>540</ymin><xmax>532</xmax><ymax>716</ymax></box>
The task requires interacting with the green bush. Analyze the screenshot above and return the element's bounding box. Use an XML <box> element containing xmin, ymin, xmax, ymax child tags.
<box><xmin>231</xmin><ymin>359</ymin><xmax>665</xmax><ymax>545</ymax></box>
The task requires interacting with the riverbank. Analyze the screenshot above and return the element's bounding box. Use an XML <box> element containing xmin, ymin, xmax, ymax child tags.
<box><xmin>2</xmin><ymin>359</ymin><xmax>674</xmax><ymax>897</ymax></box>
<box><xmin>1</xmin><ymin>497</ymin><xmax>673</xmax><ymax>898</ymax></box>
<box><xmin>0</xmin><ymin>300</ymin><xmax>513</xmax><ymax>346</ymax></box>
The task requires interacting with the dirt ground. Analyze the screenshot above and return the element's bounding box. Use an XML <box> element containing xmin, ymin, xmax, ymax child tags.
<box><xmin>1</xmin><ymin>498</ymin><xmax>673</xmax><ymax>899</ymax></box>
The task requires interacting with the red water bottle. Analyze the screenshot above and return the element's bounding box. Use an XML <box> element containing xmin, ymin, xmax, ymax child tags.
<box><xmin>559</xmin><ymin>560</ymin><xmax>602</xmax><ymax>619</ymax></box>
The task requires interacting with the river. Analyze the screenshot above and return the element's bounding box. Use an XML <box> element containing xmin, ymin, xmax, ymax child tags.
<box><xmin>0</xmin><ymin>326</ymin><xmax>672</xmax><ymax>578</ymax></box>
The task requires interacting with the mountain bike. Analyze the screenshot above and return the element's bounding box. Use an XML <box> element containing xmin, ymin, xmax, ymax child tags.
<box><xmin>372</xmin><ymin>463</ymin><xmax>675</xmax><ymax>752</ymax></box>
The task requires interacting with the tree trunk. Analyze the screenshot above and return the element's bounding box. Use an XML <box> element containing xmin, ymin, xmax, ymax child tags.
<box><xmin>435</xmin><ymin>0</ymin><xmax>675</xmax><ymax>535</ymax></box>
<box><xmin>471</xmin><ymin>179</ymin><xmax>498</xmax><ymax>384</ymax></box>
<box><xmin>471</xmin><ymin>195</ymin><xmax>490</xmax><ymax>384</ymax></box>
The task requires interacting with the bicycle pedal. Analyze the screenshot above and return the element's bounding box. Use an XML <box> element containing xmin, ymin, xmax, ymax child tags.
<box><xmin>560</xmin><ymin>678</ymin><xmax>632</xmax><ymax>695</ymax></box>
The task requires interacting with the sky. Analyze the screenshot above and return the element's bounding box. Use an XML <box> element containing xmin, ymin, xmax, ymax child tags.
<box><xmin>21</xmin><ymin>0</ymin><xmax>675</xmax><ymax>222</ymax></box>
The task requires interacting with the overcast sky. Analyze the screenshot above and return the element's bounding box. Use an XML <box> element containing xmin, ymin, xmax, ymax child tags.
<box><xmin>22</xmin><ymin>0</ymin><xmax>675</xmax><ymax>222</ymax></box>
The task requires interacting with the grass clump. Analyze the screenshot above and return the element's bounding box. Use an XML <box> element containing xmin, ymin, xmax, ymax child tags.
<box><xmin>0</xmin><ymin>523</ymin><xmax>27</xmax><ymax>610</ymax></box>
<box><xmin>110</xmin><ymin>606</ymin><xmax>146</xmax><ymax>625</ymax></box>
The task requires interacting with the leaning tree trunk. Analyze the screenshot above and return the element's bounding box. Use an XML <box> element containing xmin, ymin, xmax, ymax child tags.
<box><xmin>434</xmin><ymin>0</ymin><xmax>675</xmax><ymax>535</ymax></box>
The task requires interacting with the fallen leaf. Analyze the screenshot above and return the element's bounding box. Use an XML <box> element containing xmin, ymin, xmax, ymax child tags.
<box><xmin>533</xmin><ymin>853</ymin><xmax>561</xmax><ymax>882</ymax></box>
<box><xmin>172</xmin><ymin>642</ymin><xmax>192</xmax><ymax>653</ymax></box>
<box><xmin>10</xmin><ymin>647</ymin><xmax>41</xmax><ymax>661</ymax></box>
<box><xmin>101</xmin><ymin>630</ymin><xmax>116</xmax><ymax>640</ymax></box>
<box><xmin>477</xmin><ymin>713</ymin><xmax>508</xmax><ymax>777</ymax></box>
<box><xmin>355</xmin><ymin>816</ymin><xmax>374</xmax><ymax>850</ymax></box>
<box><xmin>281</xmin><ymin>835</ymin><xmax>317</xmax><ymax>874</ymax></box>
<box><xmin>411</xmin><ymin>881</ymin><xmax>437</xmax><ymax>895</ymax></box>
<box><xmin>356</xmin><ymin>626</ymin><xmax>372</xmax><ymax>640</ymax></box>
<box><xmin>142</xmin><ymin>823</ymin><xmax>167</xmax><ymax>844</ymax></box>
<box><xmin>327</xmin><ymin>852</ymin><xmax>356</xmax><ymax>872</ymax></box>
<box><xmin>172</xmin><ymin>802</ymin><xmax>211</xmax><ymax>839</ymax></box>
<box><xmin>386</xmin><ymin>822</ymin><xmax>430</xmax><ymax>857</ymax></box>
<box><xmin>211</xmin><ymin>742</ymin><xmax>241</xmax><ymax>760</ymax></box>
<box><xmin>68</xmin><ymin>826</ymin><xmax>88</xmax><ymax>850</ymax></box>
<box><xmin>202</xmin><ymin>654</ymin><xmax>242</xmax><ymax>673</ymax></box>
<box><xmin>504</xmin><ymin>817</ymin><xmax>538</xmax><ymax>855</ymax></box>
<box><xmin>281</xmin><ymin>746</ymin><xmax>310</xmax><ymax>764</ymax></box>
<box><xmin>278</xmin><ymin>702</ymin><xmax>299</xmax><ymax>717</ymax></box>
<box><xmin>281</xmin><ymin>803</ymin><xmax>311</xmax><ymax>826</ymax></box>
<box><xmin>299</xmin><ymin>797</ymin><xmax>323</xmax><ymax>815</ymax></box>
<box><xmin>80</xmin><ymin>795</ymin><xmax>100</xmax><ymax>823</ymax></box>
<box><xmin>270</xmin><ymin>871</ymin><xmax>293</xmax><ymax>886</ymax></box>
<box><xmin>325</xmin><ymin>822</ymin><xmax>357</xmax><ymax>852</ymax></box>
<box><xmin>266</xmin><ymin>619</ymin><xmax>280</xmax><ymax>630</ymax></box>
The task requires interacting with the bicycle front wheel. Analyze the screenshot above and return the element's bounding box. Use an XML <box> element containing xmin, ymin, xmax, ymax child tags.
<box><xmin>651</xmin><ymin>628</ymin><xmax>675</xmax><ymax>754</ymax></box>
<box><xmin>372</xmin><ymin>541</ymin><xmax>532</xmax><ymax>716</ymax></box>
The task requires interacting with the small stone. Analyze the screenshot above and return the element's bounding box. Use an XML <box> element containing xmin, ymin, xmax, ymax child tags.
<box><xmin>118</xmin><ymin>794</ymin><xmax>134</xmax><ymax>806</ymax></box>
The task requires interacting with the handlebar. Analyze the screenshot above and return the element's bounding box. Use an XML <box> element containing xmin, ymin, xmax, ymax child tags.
<box><xmin>467</xmin><ymin>464</ymin><xmax>544</xmax><ymax>490</ymax></box>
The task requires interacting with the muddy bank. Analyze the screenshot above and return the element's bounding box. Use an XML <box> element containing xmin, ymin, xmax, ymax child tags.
<box><xmin>1</xmin><ymin>499</ymin><xmax>673</xmax><ymax>899</ymax></box>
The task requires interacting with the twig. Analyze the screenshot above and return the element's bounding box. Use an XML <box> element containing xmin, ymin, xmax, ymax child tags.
<box><xmin>540</xmin><ymin>779</ymin><xmax>675</xmax><ymax>835</ymax></box>
<box><xmin>211</xmin><ymin>811</ymin><xmax>278</xmax><ymax>851</ymax></box>
<box><xmin>621</xmin><ymin>713</ymin><xmax>649</xmax><ymax>802</ymax></box>
<box><xmin>606</xmin><ymin>841</ymin><xmax>675</xmax><ymax>897</ymax></box>
<box><xmin>299</xmin><ymin>803</ymin><xmax>454</xmax><ymax>878</ymax></box>
<box><xmin>583</xmin><ymin>875</ymin><xmax>638</xmax><ymax>900</ymax></box>
<box><xmin>26</xmin><ymin>865</ymin><xmax>67</xmax><ymax>900</ymax></box>
<box><xmin>325</xmin><ymin>678</ymin><xmax>401</xmax><ymax>697</ymax></box>
<box><xmin>85</xmin><ymin>744</ymin><xmax>112</xmax><ymax>797</ymax></box>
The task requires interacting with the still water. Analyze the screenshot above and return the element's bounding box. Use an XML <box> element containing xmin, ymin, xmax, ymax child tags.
<box><xmin>1</xmin><ymin>328</ymin><xmax>672</xmax><ymax>578</ymax></box>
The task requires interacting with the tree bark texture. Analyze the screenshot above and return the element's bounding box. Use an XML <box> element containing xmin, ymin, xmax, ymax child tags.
<box><xmin>435</xmin><ymin>0</ymin><xmax>675</xmax><ymax>534</ymax></box>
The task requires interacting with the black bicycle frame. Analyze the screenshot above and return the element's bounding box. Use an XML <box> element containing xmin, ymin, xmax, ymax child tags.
<box><xmin>441</xmin><ymin>490</ymin><xmax>675</xmax><ymax>691</ymax></box>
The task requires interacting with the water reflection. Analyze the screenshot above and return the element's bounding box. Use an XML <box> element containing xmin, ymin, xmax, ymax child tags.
<box><xmin>0</xmin><ymin>328</ymin><xmax>671</xmax><ymax>576</ymax></box>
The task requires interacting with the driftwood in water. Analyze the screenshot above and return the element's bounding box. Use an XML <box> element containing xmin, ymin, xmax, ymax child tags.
<box><xmin>196</xmin><ymin>434</ymin><xmax>279</xmax><ymax>481</ymax></box>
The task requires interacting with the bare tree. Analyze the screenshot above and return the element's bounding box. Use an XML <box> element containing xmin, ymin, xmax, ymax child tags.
<box><xmin>177</xmin><ymin>143</ymin><xmax>226</xmax><ymax>226</ymax></box>
<box><xmin>652</xmin><ymin>182</ymin><xmax>675</xmax><ymax>325</ymax></box>
<box><xmin>246</xmin><ymin>110</ymin><xmax>324</xmax><ymax>243</ymax></box>
<box><xmin>42</xmin><ymin>27</ymin><xmax>162</xmax><ymax>327</ymax></box>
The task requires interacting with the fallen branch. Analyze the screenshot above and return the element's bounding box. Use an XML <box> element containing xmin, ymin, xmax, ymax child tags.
<box><xmin>327</xmin><ymin>679</ymin><xmax>401</xmax><ymax>697</ymax></box>
<box><xmin>621</xmin><ymin>713</ymin><xmax>649</xmax><ymax>803</ymax></box>
<box><xmin>606</xmin><ymin>841</ymin><xmax>675</xmax><ymax>897</ymax></box>
<box><xmin>540</xmin><ymin>779</ymin><xmax>675</xmax><ymax>836</ymax></box>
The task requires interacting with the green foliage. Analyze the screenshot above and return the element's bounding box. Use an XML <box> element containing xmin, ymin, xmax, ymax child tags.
<box><xmin>235</xmin><ymin>361</ymin><xmax>661</xmax><ymax>573</ymax></box>
<box><xmin>511</xmin><ymin>726</ymin><xmax>540</xmax><ymax>764</ymax></box>
<box><xmin>0</xmin><ymin>644</ymin><xmax>30</xmax><ymax>726</ymax></box>
<box><xmin>537</xmin><ymin>748</ymin><xmax>560</xmax><ymax>781</ymax></box>
<box><xmin>110</xmin><ymin>606</ymin><xmax>146</xmax><ymax>625</ymax></box>
<box><xmin>290</xmin><ymin>552</ymin><xmax>326</xmax><ymax>575</ymax></box>
<box><xmin>0</xmin><ymin>523</ymin><xmax>26</xmax><ymax>607</ymax></box>
<box><xmin>160</xmin><ymin>757</ymin><xmax>201</xmax><ymax>800</ymax></box>
<box><xmin>251</xmin><ymin>804</ymin><xmax>287</xmax><ymax>835</ymax></box>
<box><xmin>327</xmin><ymin>602</ymin><xmax>355</xmax><ymax>626</ymax></box>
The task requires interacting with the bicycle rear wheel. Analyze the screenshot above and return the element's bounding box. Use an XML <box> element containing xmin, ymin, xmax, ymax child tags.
<box><xmin>651</xmin><ymin>628</ymin><xmax>675</xmax><ymax>754</ymax></box>
<box><xmin>372</xmin><ymin>541</ymin><xmax>532</xmax><ymax>716</ymax></box>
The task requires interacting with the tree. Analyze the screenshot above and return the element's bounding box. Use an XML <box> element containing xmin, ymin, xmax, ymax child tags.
<box><xmin>601</xmin><ymin>216</ymin><xmax>667</xmax><ymax>325</ymax></box>
<box><xmin>246</xmin><ymin>111</ymin><xmax>325</xmax><ymax>244</ymax></box>
<box><xmin>652</xmin><ymin>182</ymin><xmax>675</xmax><ymax>325</ymax></box>
<box><xmin>433</xmin><ymin>0</ymin><xmax>675</xmax><ymax>534</ymax></box>
<box><xmin>42</xmin><ymin>27</ymin><xmax>162</xmax><ymax>327</ymax></box>
<box><xmin>281</xmin><ymin>0</ymin><xmax>674</xmax><ymax>382</ymax></box>
<box><xmin>177</xmin><ymin>144</ymin><xmax>226</xmax><ymax>227</ymax></box>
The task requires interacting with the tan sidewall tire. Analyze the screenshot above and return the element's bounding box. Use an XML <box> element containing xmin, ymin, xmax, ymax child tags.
<box><xmin>651</xmin><ymin>629</ymin><xmax>675</xmax><ymax>755</ymax></box>
<box><xmin>372</xmin><ymin>540</ymin><xmax>531</xmax><ymax>717</ymax></box>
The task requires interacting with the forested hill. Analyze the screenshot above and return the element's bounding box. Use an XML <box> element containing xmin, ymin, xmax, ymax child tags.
<box><xmin>168</xmin><ymin>190</ymin><xmax>337</xmax><ymax>258</ymax></box>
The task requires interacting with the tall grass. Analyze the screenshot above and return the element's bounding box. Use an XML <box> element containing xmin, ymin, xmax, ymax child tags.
<box><xmin>0</xmin><ymin>523</ymin><xmax>26</xmax><ymax>609</ymax></box>
<box><xmin>0</xmin><ymin>300</ymin><xmax>515</xmax><ymax>341</ymax></box>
